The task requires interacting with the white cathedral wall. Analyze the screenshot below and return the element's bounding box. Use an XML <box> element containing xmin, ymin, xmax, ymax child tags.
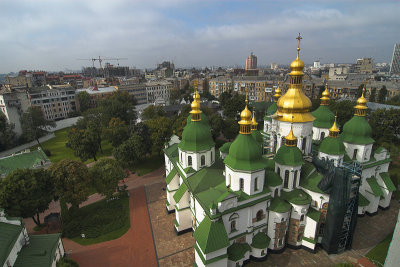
<box><xmin>303</xmin><ymin>218</ymin><xmax>318</xmax><ymax>250</ymax></box>
<box><xmin>166</xmin><ymin>190</ymin><xmax>176</xmax><ymax>211</ymax></box>
<box><xmin>301</xmin><ymin>189</ymin><xmax>330</xmax><ymax>210</ymax></box>
<box><xmin>194</xmin><ymin>199</ymin><xmax>205</xmax><ymax>226</ymax></box>
<box><xmin>178</xmin><ymin>147</ymin><xmax>215</xmax><ymax>171</ymax></box>
<box><xmin>225</xmin><ymin>166</ymin><xmax>265</xmax><ymax>196</ymax></box>
<box><xmin>267</xmin><ymin>210</ymin><xmax>290</xmax><ymax>250</ymax></box>
<box><xmin>343</xmin><ymin>143</ymin><xmax>373</xmax><ymax>163</ymax></box>
<box><xmin>312</xmin><ymin>127</ymin><xmax>330</xmax><ymax>141</ymax></box>
<box><xmin>275</xmin><ymin>163</ymin><xmax>302</xmax><ymax>191</ymax></box>
<box><xmin>276</xmin><ymin>121</ymin><xmax>313</xmax><ymax>155</ymax></box>
<box><xmin>318</xmin><ymin>152</ymin><xmax>344</xmax><ymax>167</ymax></box>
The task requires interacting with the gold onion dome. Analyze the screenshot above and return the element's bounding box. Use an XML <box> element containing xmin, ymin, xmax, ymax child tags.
<box><xmin>354</xmin><ymin>83</ymin><xmax>368</xmax><ymax>116</ymax></box>
<box><xmin>273</xmin><ymin>85</ymin><xmax>282</xmax><ymax>102</ymax></box>
<box><xmin>251</xmin><ymin>111</ymin><xmax>258</xmax><ymax>131</ymax></box>
<box><xmin>276</xmin><ymin>33</ymin><xmax>314</xmax><ymax>123</ymax></box>
<box><xmin>285</xmin><ymin>125</ymin><xmax>298</xmax><ymax>147</ymax></box>
<box><xmin>329</xmin><ymin>115</ymin><xmax>340</xmax><ymax>138</ymax></box>
<box><xmin>238</xmin><ymin>93</ymin><xmax>252</xmax><ymax>134</ymax></box>
<box><xmin>320</xmin><ymin>87</ymin><xmax>330</xmax><ymax>106</ymax></box>
<box><xmin>190</xmin><ymin>90</ymin><xmax>202</xmax><ymax>121</ymax></box>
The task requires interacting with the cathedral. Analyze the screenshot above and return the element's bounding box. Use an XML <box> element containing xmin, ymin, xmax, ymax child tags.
<box><xmin>163</xmin><ymin>34</ymin><xmax>395</xmax><ymax>267</ymax></box>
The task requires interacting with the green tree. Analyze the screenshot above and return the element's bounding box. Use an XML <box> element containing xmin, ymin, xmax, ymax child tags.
<box><xmin>90</xmin><ymin>158</ymin><xmax>125</xmax><ymax>199</ymax></box>
<box><xmin>98</xmin><ymin>91</ymin><xmax>137</xmax><ymax>126</ymax></box>
<box><xmin>145</xmin><ymin>116</ymin><xmax>172</xmax><ymax>155</ymax></box>
<box><xmin>77</xmin><ymin>91</ymin><xmax>91</xmax><ymax>113</ymax></box>
<box><xmin>378</xmin><ymin>85</ymin><xmax>388</xmax><ymax>103</ymax></box>
<box><xmin>49</xmin><ymin>159</ymin><xmax>91</xmax><ymax>211</ymax></box>
<box><xmin>0</xmin><ymin>169</ymin><xmax>54</xmax><ymax>226</ymax></box>
<box><xmin>0</xmin><ymin>113</ymin><xmax>16</xmax><ymax>151</ymax></box>
<box><xmin>369</xmin><ymin>88</ymin><xmax>377</xmax><ymax>102</ymax></box>
<box><xmin>222</xmin><ymin>93</ymin><xmax>245</xmax><ymax>118</ymax></box>
<box><xmin>356</xmin><ymin>84</ymin><xmax>364</xmax><ymax>98</ymax></box>
<box><xmin>208</xmin><ymin>113</ymin><xmax>223</xmax><ymax>140</ymax></box>
<box><xmin>218</xmin><ymin>91</ymin><xmax>232</xmax><ymax>107</ymax></box>
<box><xmin>103</xmin><ymin>117</ymin><xmax>129</xmax><ymax>147</ymax></box>
<box><xmin>141</xmin><ymin>105</ymin><xmax>165</xmax><ymax>120</ymax></box>
<box><xmin>77</xmin><ymin>109</ymin><xmax>104</xmax><ymax>152</ymax></box>
<box><xmin>329</xmin><ymin>100</ymin><xmax>357</xmax><ymax>129</ymax></box>
<box><xmin>20</xmin><ymin>106</ymin><xmax>55</xmax><ymax>145</ymax></box>
<box><xmin>131</xmin><ymin>122</ymin><xmax>152</xmax><ymax>150</ymax></box>
<box><xmin>169</xmin><ymin>88</ymin><xmax>181</xmax><ymax>104</ymax></box>
<box><xmin>222</xmin><ymin>117</ymin><xmax>239</xmax><ymax>140</ymax></box>
<box><xmin>114</xmin><ymin>134</ymin><xmax>147</xmax><ymax>167</ymax></box>
<box><xmin>67</xmin><ymin>127</ymin><xmax>100</xmax><ymax>161</ymax></box>
<box><xmin>369</xmin><ymin>108</ymin><xmax>400</xmax><ymax>144</ymax></box>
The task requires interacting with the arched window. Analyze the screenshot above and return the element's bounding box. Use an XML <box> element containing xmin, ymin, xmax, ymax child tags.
<box><xmin>284</xmin><ymin>170</ymin><xmax>289</xmax><ymax>188</ymax></box>
<box><xmin>277</xmin><ymin>167</ymin><xmax>281</xmax><ymax>176</ymax></box>
<box><xmin>320</xmin><ymin>132</ymin><xmax>325</xmax><ymax>140</ymax></box>
<box><xmin>180</xmin><ymin>153</ymin><xmax>182</xmax><ymax>162</ymax></box>
<box><xmin>274</xmin><ymin>188</ymin><xmax>279</xmax><ymax>197</ymax></box>
<box><xmin>230</xmin><ymin>220</ymin><xmax>236</xmax><ymax>232</ymax></box>
<box><xmin>201</xmin><ymin>155</ymin><xmax>205</xmax><ymax>166</ymax></box>
<box><xmin>229</xmin><ymin>213</ymin><xmax>239</xmax><ymax>232</ymax></box>
<box><xmin>256</xmin><ymin>210</ymin><xmax>263</xmax><ymax>221</ymax></box>
<box><xmin>293</xmin><ymin>170</ymin><xmax>298</xmax><ymax>188</ymax></box>
<box><xmin>228</xmin><ymin>174</ymin><xmax>231</xmax><ymax>186</ymax></box>
<box><xmin>300</xmin><ymin>214</ymin><xmax>304</xmax><ymax>221</ymax></box>
<box><xmin>281</xmin><ymin>136</ymin><xmax>285</xmax><ymax>146</ymax></box>
<box><xmin>353</xmin><ymin>149</ymin><xmax>358</xmax><ymax>160</ymax></box>
<box><xmin>211</xmin><ymin>151</ymin><xmax>213</xmax><ymax>161</ymax></box>
<box><xmin>254</xmin><ymin>177</ymin><xmax>258</xmax><ymax>191</ymax></box>
<box><xmin>239</xmin><ymin>178</ymin><xmax>244</xmax><ymax>191</ymax></box>
<box><xmin>302</xmin><ymin>137</ymin><xmax>307</xmax><ymax>152</ymax></box>
<box><xmin>188</xmin><ymin>156</ymin><xmax>192</xmax><ymax>166</ymax></box>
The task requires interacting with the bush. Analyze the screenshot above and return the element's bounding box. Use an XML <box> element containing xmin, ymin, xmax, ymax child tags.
<box><xmin>43</xmin><ymin>148</ymin><xmax>51</xmax><ymax>156</ymax></box>
<box><xmin>57</xmin><ymin>257</ymin><xmax>79</xmax><ymax>267</ymax></box>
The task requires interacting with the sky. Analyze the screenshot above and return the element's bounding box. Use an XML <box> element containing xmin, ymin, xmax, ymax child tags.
<box><xmin>0</xmin><ymin>0</ymin><xmax>400</xmax><ymax>73</ymax></box>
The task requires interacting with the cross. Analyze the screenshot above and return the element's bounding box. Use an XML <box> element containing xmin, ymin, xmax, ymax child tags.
<box><xmin>296</xmin><ymin>33</ymin><xmax>302</xmax><ymax>53</ymax></box>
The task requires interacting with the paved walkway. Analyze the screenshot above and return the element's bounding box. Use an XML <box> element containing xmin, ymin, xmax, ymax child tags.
<box><xmin>64</xmin><ymin>187</ymin><xmax>157</xmax><ymax>267</ymax></box>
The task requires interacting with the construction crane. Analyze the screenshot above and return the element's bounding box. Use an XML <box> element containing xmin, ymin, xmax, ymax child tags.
<box><xmin>77</xmin><ymin>56</ymin><xmax>128</xmax><ymax>77</ymax></box>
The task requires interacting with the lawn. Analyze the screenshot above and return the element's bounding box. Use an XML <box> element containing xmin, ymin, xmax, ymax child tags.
<box><xmin>133</xmin><ymin>155</ymin><xmax>164</xmax><ymax>176</ymax></box>
<box><xmin>65</xmin><ymin>193</ymin><xmax>130</xmax><ymax>246</ymax></box>
<box><xmin>365</xmin><ymin>232</ymin><xmax>393</xmax><ymax>267</ymax></box>
<box><xmin>31</xmin><ymin>127</ymin><xmax>113</xmax><ymax>164</ymax></box>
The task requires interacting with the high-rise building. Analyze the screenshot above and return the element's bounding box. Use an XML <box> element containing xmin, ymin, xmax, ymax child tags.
<box><xmin>246</xmin><ymin>52</ymin><xmax>257</xmax><ymax>70</ymax></box>
<box><xmin>390</xmin><ymin>43</ymin><xmax>400</xmax><ymax>75</ymax></box>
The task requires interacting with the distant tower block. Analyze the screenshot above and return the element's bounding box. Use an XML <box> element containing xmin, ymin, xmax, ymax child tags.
<box><xmin>314</xmin><ymin>60</ymin><xmax>321</xmax><ymax>69</ymax></box>
<box><xmin>390</xmin><ymin>44</ymin><xmax>400</xmax><ymax>75</ymax></box>
<box><xmin>271</xmin><ymin>62</ymin><xmax>278</xmax><ymax>70</ymax></box>
<box><xmin>246</xmin><ymin>52</ymin><xmax>258</xmax><ymax>70</ymax></box>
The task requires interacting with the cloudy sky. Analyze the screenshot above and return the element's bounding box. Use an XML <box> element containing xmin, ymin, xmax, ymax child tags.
<box><xmin>0</xmin><ymin>0</ymin><xmax>399</xmax><ymax>73</ymax></box>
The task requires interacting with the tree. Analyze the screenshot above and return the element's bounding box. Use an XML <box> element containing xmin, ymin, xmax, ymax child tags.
<box><xmin>145</xmin><ymin>116</ymin><xmax>172</xmax><ymax>155</ymax></box>
<box><xmin>222</xmin><ymin>93</ymin><xmax>245</xmax><ymax>118</ymax></box>
<box><xmin>169</xmin><ymin>88</ymin><xmax>181</xmax><ymax>104</ymax></box>
<box><xmin>208</xmin><ymin>113</ymin><xmax>223</xmax><ymax>140</ymax></box>
<box><xmin>0</xmin><ymin>169</ymin><xmax>54</xmax><ymax>226</ymax></box>
<box><xmin>103</xmin><ymin>117</ymin><xmax>129</xmax><ymax>147</ymax></box>
<box><xmin>356</xmin><ymin>84</ymin><xmax>364</xmax><ymax>99</ymax></box>
<box><xmin>49</xmin><ymin>159</ymin><xmax>91</xmax><ymax>211</ymax></box>
<box><xmin>141</xmin><ymin>105</ymin><xmax>165</xmax><ymax>120</ymax></box>
<box><xmin>90</xmin><ymin>158</ymin><xmax>125</xmax><ymax>199</ymax></box>
<box><xmin>329</xmin><ymin>100</ymin><xmax>357</xmax><ymax>129</ymax></box>
<box><xmin>67</xmin><ymin>127</ymin><xmax>100</xmax><ymax>161</ymax></box>
<box><xmin>0</xmin><ymin>113</ymin><xmax>17</xmax><ymax>151</ymax></box>
<box><xmin>98</xmin><ymin>91</ymin><xmax>137</xmax><ymax>126</ymax></box>
<box><xmin>378</xmin><ymin>85</ymin><xmax>388</xmax><ymax>103</ymax></box>
<box><xmin>218</xmin><ymin>91</ymin><xmax>232</xmax><ymax>107</ymax></box>
<box><xmin>20</xmin><ymin>106</ymin><xmax>55</xmax><ymax>145</ymax></box>
<box><xmin>369</xmin><ymin>108</ymin><xmax>400</xmax><ymax>144</ymax></box>
<box><xmin>77</xmin><ymin>91</ymin><xmax>91</xmax><ymax>113</ymax></box>
<box><xmin>131</xmin><ymin>122</ymin><xmax>152</xmax><ymax>150</ymax></box>
<box><xmin>114</xmin><ymin>134</ymin><xmax>147</xmax><ymax>167</ymax></box>
<box><xmin>369</xmin><ymin>88</ymin><xmax>377</xmax><ymax>102</ymax></box>
<box><xmin>222</xmin><ymin>117</ymin><xmax>239</xmax><ymax>140</ymax></box>
<box><xmin>77</xmin><ymin>109</ymin><xmax>104</xmax><ymax>151</ymax></box>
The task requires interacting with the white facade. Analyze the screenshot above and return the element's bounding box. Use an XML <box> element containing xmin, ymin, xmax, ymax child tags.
<box><xmin>312</xmin><ymin>126</ymin><xmax>330</xmax><ymax>141</ymax></box>
<box><xmin>274</xmin><ymin>121</ymin><xmax>313</xmax><ymax>155</ymax></box>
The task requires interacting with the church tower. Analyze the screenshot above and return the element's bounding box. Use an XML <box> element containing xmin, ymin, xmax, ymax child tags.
<box><xmin>273</xmin><ymin>33</ymin><xmax>315</xmax><ymax>155</ymax></box>
<box><xmin>318</xmin><ymin>116</ymin><xmax>345</xmax><ymax>166</ymax></box>
<box><xmin>312</xmin><ymin>84</ymin><xmax>335</xmax><ymax>141</ymax></box>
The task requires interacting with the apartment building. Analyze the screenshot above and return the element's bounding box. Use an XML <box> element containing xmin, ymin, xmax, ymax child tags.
<box><xmin>75</xmin><ymin>86</ymin><xmax>118</xmax><ymax>109</ymax></box>
<box><xmin>117</xmin><ymin>83</ymin><xmax>147</xmax><ymax>105</ymax></box>
<box><xmin>145</xmin><ymin>81</ymin><xmax>173</xmax><ymax>105</ymax></box>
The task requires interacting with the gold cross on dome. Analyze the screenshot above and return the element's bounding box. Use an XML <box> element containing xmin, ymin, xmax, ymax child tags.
<box><xmin>296</xmin><ymin>33</ymin><xmax>302</xmax><ymax>53</ymax></box>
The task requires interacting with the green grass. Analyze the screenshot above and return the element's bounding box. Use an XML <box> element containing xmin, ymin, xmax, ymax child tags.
<box><xmin>133</xmin><ymin>155</ymin><xmax>164</xmax><ymax>176</ymax></box>
<box><xmin>31</xmin><ymin>127</ymin><xmax>113</xmax><ymax>164</ymax></box>
<box><xmin>65</xmin><ymin>193</ymin><xmax>130</xmax><ymax>246</ymax></box>
<box><xmin>365</xmin><ymin>232</ymin><xmax>393</xmax><ymax>267</ymax></box>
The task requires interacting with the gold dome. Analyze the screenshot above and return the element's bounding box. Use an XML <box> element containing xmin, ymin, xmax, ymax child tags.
<box><xmin>276</xmin><ymin>33</ymin><xmax>315</xmax><ymax>123</ymax></box>
<box><xmin>354</xmin><ymin>83</ymin><xmax>368</xmax><ymax>116</ymax></box>
<box><xmin>285</xmin><ymin>125</ymin><xmax>298</xmax><ymax>147</ymax></box>
<box><xmin>320</xmin><ymin>88</ymin><xmax>330</xmax><ymax>106</ymax></box>
<box><xmin>189</xmin><ymin>91</ymin><xmax>202</xmax><ymax>121</ymax></box>
<box><xmin>238</xmin><ymin>92</ymin><xmax>252</xmax><ymax>134</ymax></box>
<box><xmin>251</xmin><ymin>111</ymin><xmax>258</xmax><ymax>131</ymax></box>
<box><xmin>273</xmin><ymin>85</ymin><xmax>282</xmax><ymax>102</ymax></box>
<box><xmin>329</xmin><ymin>115</ymin><xmax>340</xmax><ymax>138</ymax></box>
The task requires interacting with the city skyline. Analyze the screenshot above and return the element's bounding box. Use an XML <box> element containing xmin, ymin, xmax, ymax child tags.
<box><xmin>1</xmin><ymin>0</ymin><xmax>400</xmax><ymax>73</ymax></box>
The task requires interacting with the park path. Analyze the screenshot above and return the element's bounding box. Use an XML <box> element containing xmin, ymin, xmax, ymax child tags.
<box><xmin>63</xmin><ymin>186</ymin><xmax>157</xmax><ymax>267</ymax></box>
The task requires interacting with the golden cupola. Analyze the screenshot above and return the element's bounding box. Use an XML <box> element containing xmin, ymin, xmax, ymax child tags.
<box><xmin>354</xmin><ymin>83</ymin><xmax>368</xmax><ymax>117</ymax></box>
<box><xmin>190</xmin><ymin>80</ymin><xmax>202</xmax><ymax>121</ymax></box>
<box><xmin>328</xmin><ymin>115</ymin><xmax>340</xmax><ymax>138</ymax></box>
<box><xmin>320</xmin><ymin>85</ymin><xmax>330</xmax><ymax>106</ymax></box>
<box><xmin>285</xmin><ymin>125</ymin><xmax>298</xmax><ymax>147</ymax></box>
<box><xmin>251</xmin><ymin>111</ymin><xmax>258</xmax><ymax>131</ymax></box>
<box><xmin>238</xmin><ymin>92</ymin><xmax>252</xmax><ymax>134</ymax></box>
<box><xmin>276</xmin><ymin>33</ymin><xmax>314</xmax><ymax>123</ymax></box>
<box><xmin>273</xmin><ymin>84</ymin><xmax>282</xmax><ymax>102</ymax></box>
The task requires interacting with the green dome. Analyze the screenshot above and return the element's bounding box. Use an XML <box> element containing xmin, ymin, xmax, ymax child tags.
<box><xmin>178</xmin><ymin>121</ymin><xmax>214</xmax><ymax>152</ymax></box>
<box><xmin>341</xmin><ymin>116</ymin><xmax>374</xmax><ymax>145</ymax></box>
<box><xmin>311</xmin><ymin>105</ymin><xmax>335</xmax><ymax>129</ymax></box>
<box><xmin>264</xmin><ymin>102</ymin><xmax>277</xmax><ymax>121</ymax></box>
<box><xmin>274</xmin><ymin>145</ymin><xmax>304</xmax><ymax>166</ymax></box>
<box><xmin>219</xmin><ymin>142</ymin><xmax>232</xmax><ymax>154</ymax></box>
<box><xmin>319</xmin><ymin>137</ymin><xmax>345</xmax><ymax>155</ymax></box>
<box><xmin>251</xmin><ymin>130</ymin><xmax>263</xmax><ymax>144</ymax></box>
<box><xmin>224</xmin><ymin>134</ymin><xmax>266</xmax><ymax>171</ymax></box>
<box><xmin>186</xmin><ymin>113</ymin><xmax>209</xmax><ymax>127</ymax></box>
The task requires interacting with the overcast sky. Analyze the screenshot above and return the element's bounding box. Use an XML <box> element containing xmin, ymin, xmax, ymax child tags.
<box><xmin>0</xmin><ymin>0</ymin><xmax>399</xmax><ymax>73</ymax></box>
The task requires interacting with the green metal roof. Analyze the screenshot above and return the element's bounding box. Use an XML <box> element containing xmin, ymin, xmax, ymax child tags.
<box><xmin>301</xmin><ymin>162</ymin><xmax>315</xmax><ymax>180</ymax></box>
<box><xmin>281</xmin><ymin>189</ymin><xmax>312</xmax><ymax>205</ymax></box>
<box><xmin>166</xmin><ymin>168</ymin><xmax>177</xmax><ymax>185</ymax></box>
<box><xmin>300</xmin><ymin>171</ymin><xmax>325</xmax><ymax>194</ymax></box>
<box><xmin>251</xmin><ymin>232</ymin><xmax>271</xmax><ymax>249</ymax></box>
<box><xmin>380</xmin><ymin>172</ymin><xmax>396</xmax><ymax>192</ymax></box>
<box><xmin>219</xmin><ymin>142</ymin><xmax>232</xmax><ymax>154</ymax></box>
<box><xmin>341</xmin><ymin>116</ymin><xmax>374</xmax><ymax>145</ymax></box>
<box><xmin>268</xmin><ymin>197</ymin><xmax>291</xmax><ymax>213</ymax></box>
<box><xmin>184</xmin><ymin>167</ymin><xmax>196</xmax><ymax>174</ymax></box>
<box><xmin>366</xmin><ymin>177</ymin><xmax>384</xmax><ymax>197</ymax></box>
<box><xmin>358</xmin><ymin>193</ymin><xmax>370</xmax><ymax>207</ymax></box>
<box><xmin>14</xmin><ymin>234</ymin><xmax>62</xmax><ymax>267</ymax></box>
<box><xmin>265</xmin><ymin>171</ymin><xmax>283</xmax><ymax>187</ymax></box>
<box><xmin>186</xmin><ymin>113</ymin><xmax>209</xmax><ymax>127</ymax></box>
<box><xmin>0</xmin><ymin>222</ymin><xmax>23</xmax><ymax>266</ymax></box>
<box><xmin>311</xmin><ymin>105</ymin><xmax>335</xmax><ymax>129</ymax></box>
<box><xmin>227</xmin><ymin>242</ymin><xmax>251</xmax><ymax>261</ymax></box>
<box><xmin>164</xmin><ymin>143</ymin><xmax>179</xmax><ymax>158</ymax></box>
<box><xmin>173</xmin><ymin>183</ymin><xmax>188</xmax><ymax>203</ymax></box>
<box><xmin>179</xmin><ymin>121</ymin><xmax>214</xmax><ymax>152</ymax></box>
<box><xmin>319</xmin><ymin>137</ymin><xmax>345</xmax><ymax>155</ymax></box>
<box><xmin>264</xmin><ymin>157</ymin><xmax>275</xmax><ymax>171</ymax></box>
<box><xmin>0</xmin><ymin>149</ymin><xmax>50</xmax><ymax>177</ymax></box>
<box><xmin>193</xmin><ymin>217</ymin><xmax>230</xmax><ymax>254</ymax></box>
<box><xmin>195</xmin><ymin>182</ymin><xmax>228</xmax><ymax>211</ymax></box>
<box><xmin>251</xmin><ymin>130</ymin><xmax>264</xmax><ymax>145</ymax></box>
<box><xmin>224</xmin><ymin>134</ymin><xmax>267</xmax><ymax>171</ymax></box>
<box><xmin>274</xmin><ymin>145</ymin><xmax>304</xmax><ymax>167</ymax></box>
<box><xmin>362</xmin><ymin>158</ymin><xmax>392</xmax><ymax>170</ymax></box>
<box><xmin>374</xmin><ymin>147</ymin><xmax>386</xmax><ymax>154</ymax></box>
<box><xmin>266</xmin><ymin>102</ymin><xmax>277</xmax><ymax>116</ymax></box>
<box><xmin>307</xmin><ymin>208</ymin><xmax>321</xmax><ymax>222</ymax></box>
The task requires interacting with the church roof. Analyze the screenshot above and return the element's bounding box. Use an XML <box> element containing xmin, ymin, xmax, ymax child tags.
<box><xmin>281</xmin><ymin>189</ymin><xmax>312</xmax><ymax>205</ymax></box>
<box><xmin>312</xmin><ymin>105</ymin><xmax>335</xmax><ymax>129</ymax></box>
<box><xmin>300</xmin><ymin>171</ymin><xmax>325</xmax><ymax>194</ymax></box>
<box><xmin>366</xmin><ymin>177</ymin><xmax>384</xmax><ymax>197</ymax></box>
<box><xmin>219</xmin><ymin>142</ymin><xmax>232</xmax><ymax>154</ymax></box>
<box><xmin>341</xmin><ymin>116</ymin><xmax>374</xmax><ymax>145</ymax></box>
<box><xmin>251</xmin><ymin>130</ymin><xmax>263</xmax><ymax>144</ymax></box>
<box><xmin>0</xmin><ymin>222</ymin><xmax>23</xmax><ymax>266</ymax></box>
<box><xmin>307</xmin><ymin>208</ymin><xmax>321</xmax><ymax>222</ymax></box>
<box><xmin>178</xmin><ymin>121</ymin><xmax>214</xmax><ymax>152</ymax></box>
<box><xmin>380</xmin><ymin>172</ymin><xmax>396</xmax><ymax>192</ymax></box>
<box><xmin>265</xmin><ymin>171</ymin><xmax>283</xmax><ymax>187</ymax></box>
<box><xmin>274</xmin><ymin>145</ymin><xmax>304</xmax><ymax>167</ymax></box>
<box><xmin>358</xmin><ymin>193</ymin><xmax>370</xmax><ymax>207</ymax></box>
<box><xmin>268</xmin><ymin>197</ymin><xmax>291</xmax><ymax>213</ymax></box>
<box><xmin>193</xmin><ymin>217</ymin><xmax>229</xmax><ymax>254</ymax></box>
<box><xmin>319</xmin><ymin>137</ymin><xmax>345</xmax><ymax>155</ymax></box>
<box><xmin>251</xmin><ymin>232</ymin><xmax>271</xmax><ymax>249</ymax></box>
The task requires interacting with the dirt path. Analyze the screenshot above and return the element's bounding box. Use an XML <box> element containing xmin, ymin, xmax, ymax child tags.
<box><xmin>64</xmin><ymin>186</ymin><xmax>157</xmax><ymax>267</ymax></box>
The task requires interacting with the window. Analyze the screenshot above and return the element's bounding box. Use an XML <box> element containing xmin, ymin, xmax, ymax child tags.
<box><xmin>300</xmin><ymin>214</ymin><xmax>304</xmax><ymax>221</ymax></box>
<box><xmin>320</xmin><ymin>132</ymin><xmax>325</xmax><ymax>140</ymax></box>
<box><xmin>274</xmin><ymin>188</ymin><xmax>279</xmax><ymax>197</ymax></box>
<box><xmin>254</xmin><ymin>177</ymin><xmax>258</xmax><ymax>191</ymax></box>
<box><xmin>278</xmin><ymin>238</ymin><xmax>283</xmax><ymax>246</ymax></box>
<box><xmin>284</xmin><ymin>170</ymin><xmax>289</xmax><ymax>188</ymax></box>
<box><xmin>256</xmin><ymin>210</ymin><xmax>263</xmax><ymax>221</ymax></box>
<box><xmin>319</xmin><ymin>223</ymin><xmax>325</xmax><ymax>235</ymax></box>
<box><xmin>231</xmin><ymin>220</ymin><xmax>236</xmax><ymax>232</ymax></box>
<box><xmin>239</xmin><ymin>178</ymin><xmax>244</xmax><ymax>191</ymax></box>
<box><xmin>211</xmin><ymin>151</ymin><xmax>213</xmax><ymax>161</ymax></box>
<box><xmin>277</xmin><ymin>167</ymin><xmax>281</xmax><ymax>176</ymax></box>
<box><xmin>201</xmin><ymin>155</ymin><xmax>205</xmax><ymax>166</ymax></box>
<box><xmin>302</xmin><ymin>137</ymin><xmax>307</xmax><ymax>152</ymax></box>
<box><xmin>188</xmin><ymin>156</ymin><xmax>192</xmax><ymax>166</ymax></box>
<box><xmin>353</xmin><ymin>149</ymin><xmax>358</xmax><ymax>160</ymax></box>
<box><xmin>293</xmin><ymin>170</ymin><xmax>298</xmax><ymax>188</ymax></box>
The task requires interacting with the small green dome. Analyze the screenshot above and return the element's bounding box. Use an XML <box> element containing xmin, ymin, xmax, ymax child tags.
<box><xmin>274</xmin><ymin>145</ymin><xmax>304</xmax><ymax>166</ymax></box>
<box><xmin>341</xmin><ymin>116</ymin><xmax>374</xmax><ymax>145</ymax></box>
<box><xmin>219</xmin><ymin>142</ymin><xmax>232</xmax><ymax>154</ymax></box>
<box><xmin>311</xmin><ymin>105</ymin><xmax>335</xmax><ymax>129</ymax></box>
<box><xmin>319</xmin><ymin>137</ymin><xmax>345</xmax><ymax>155</ymax></box>
<box><xmin>224</xmin><ymin>134</ymin><xmax>266</xmax><ymax>171</ymax></box>
<box><xmin>178</xmin><ymin>121</ymin><xmax>214</xmax><ymax>152</ymax></box>
<box><xmin>186</xmin><ymin>113</ymin><xmax>209</xmax><ymax>127</ymax></box>
<box><xmin>251</xmin><ymin>130</ymin><xmax>263</xmax><ymax>144</ymax></box>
